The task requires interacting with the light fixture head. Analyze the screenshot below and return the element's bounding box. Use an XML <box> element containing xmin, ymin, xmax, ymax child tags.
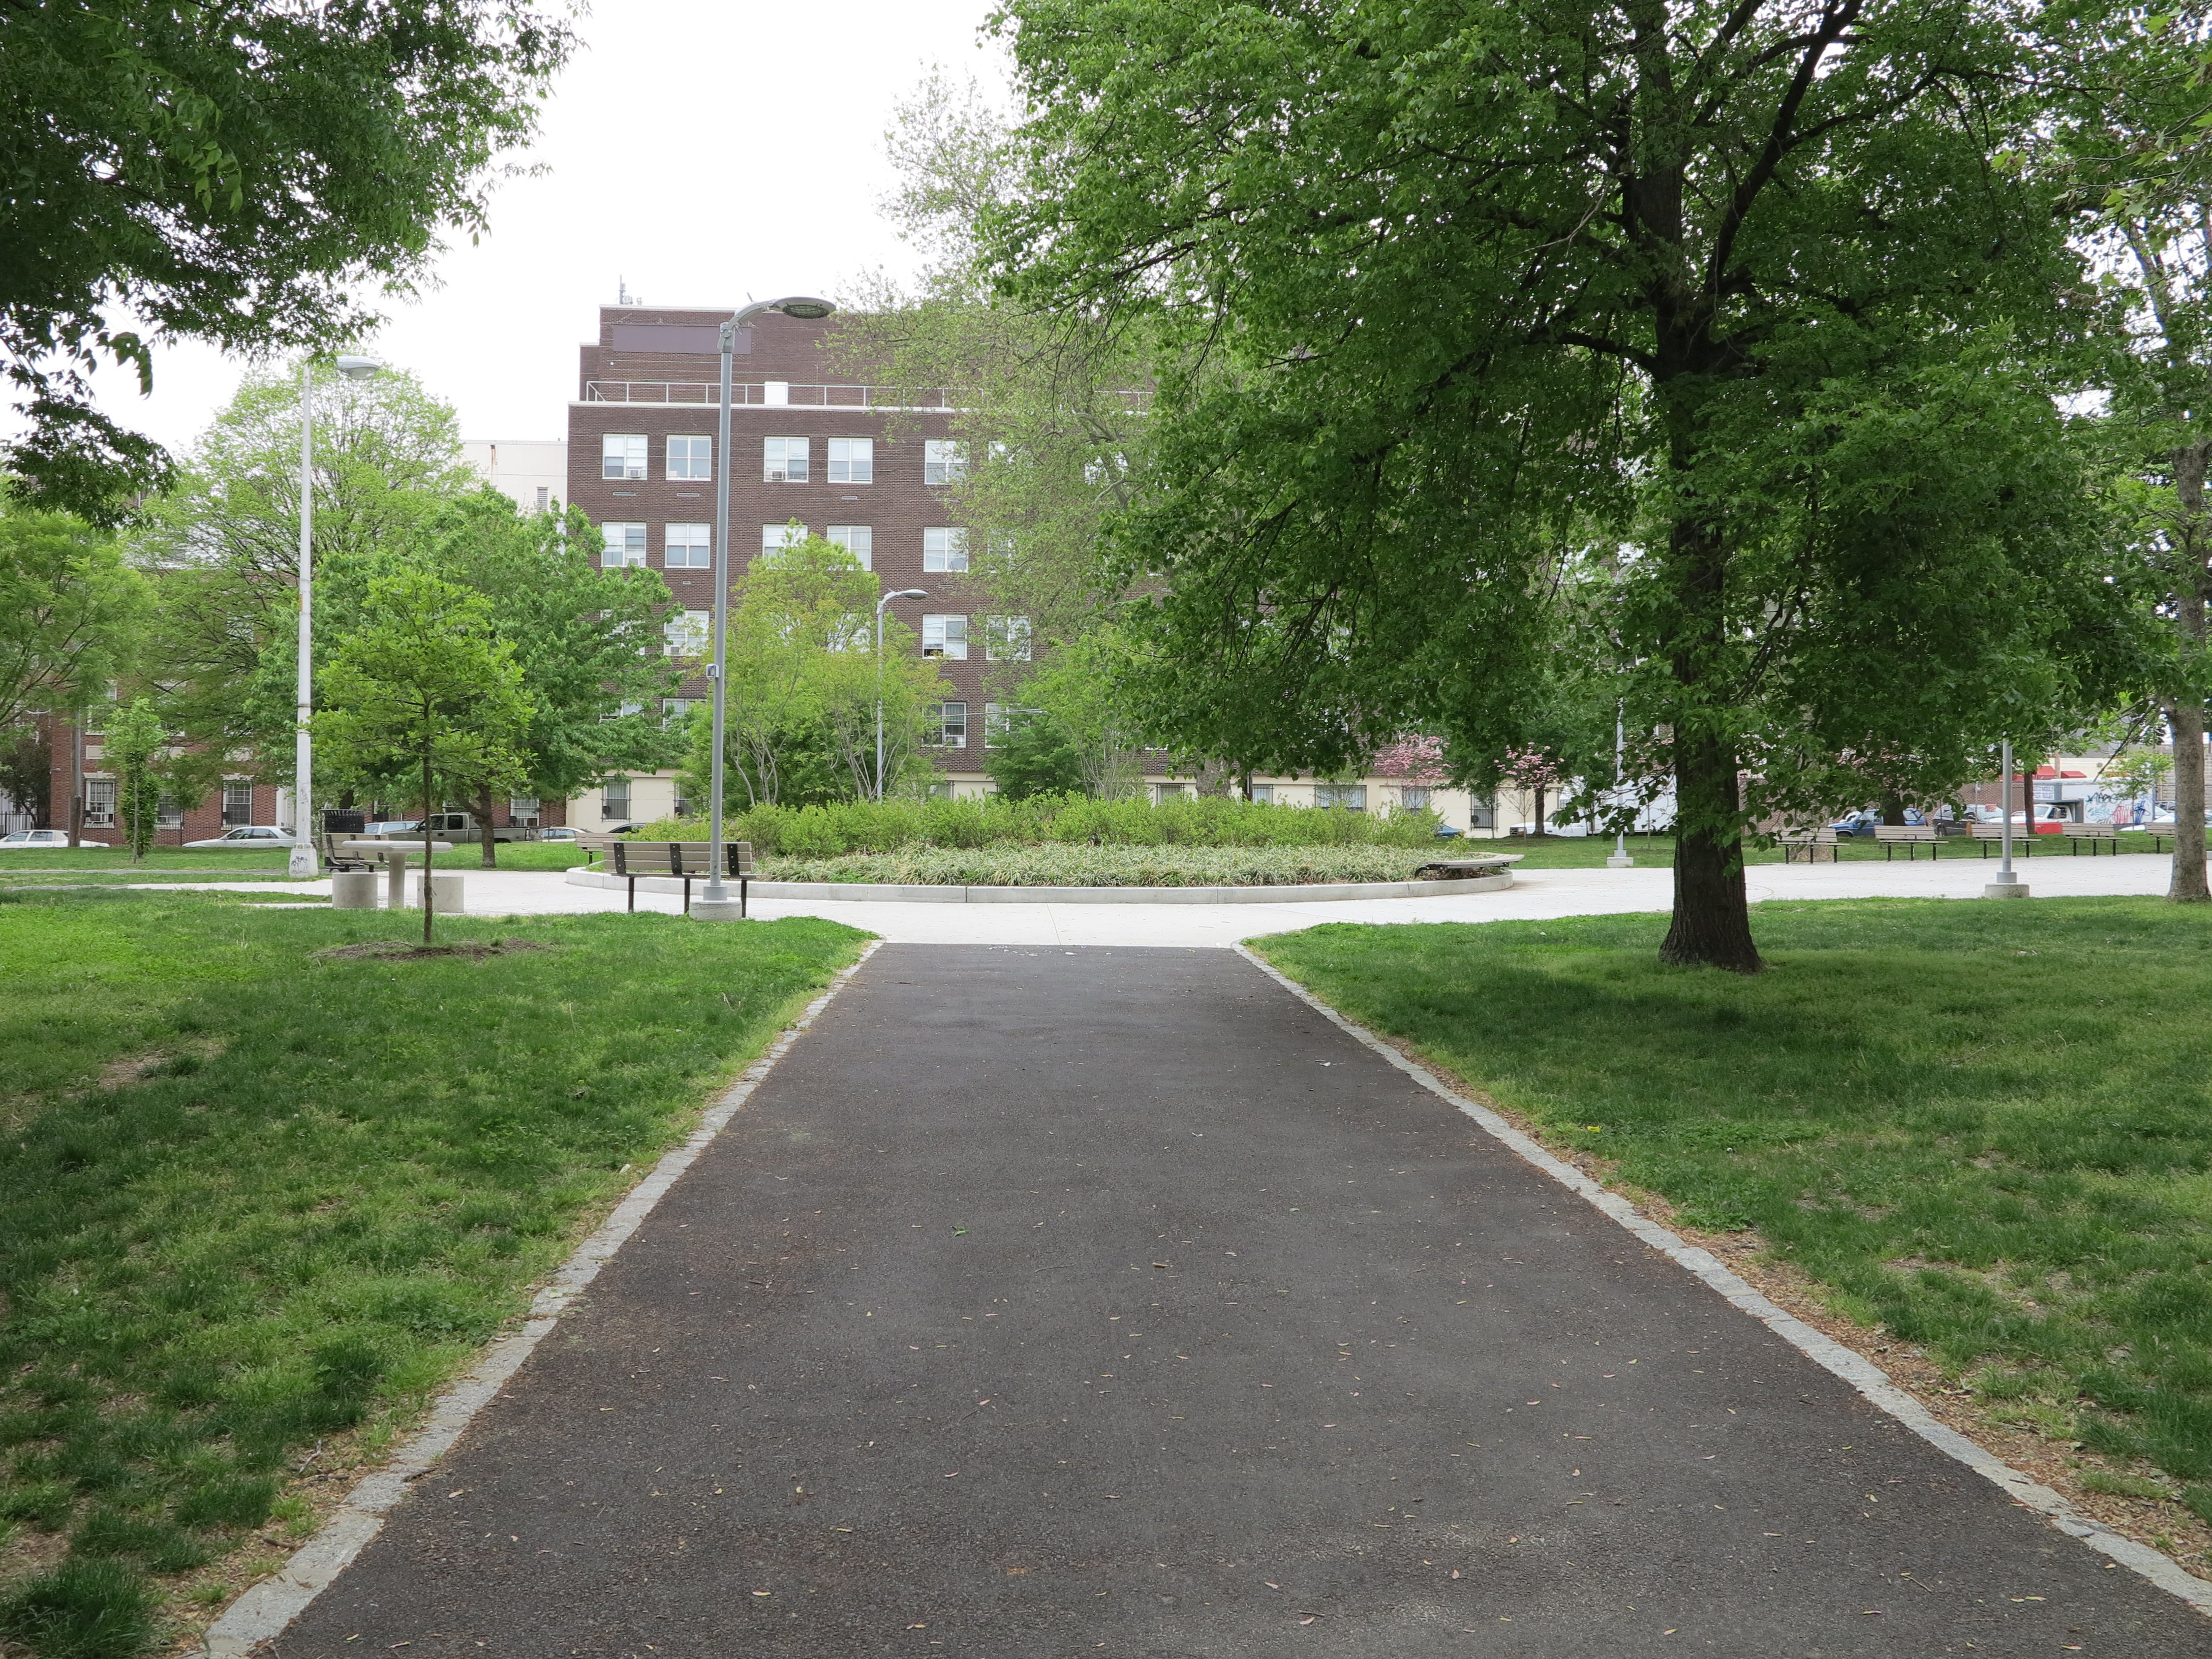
<box><xmin>772</xmin><ymin>296</ymin><xmax>835</xmax><ymax>320</ymax></box>
<box><xmin>334</xmin><ymin>355</ymin><xmax>382</xmax><ymax>380</ymax></box>
<box><xmin>898</xmin><ymin>588</ymin><xmax>927</xmax><ymax>598</ymax></box>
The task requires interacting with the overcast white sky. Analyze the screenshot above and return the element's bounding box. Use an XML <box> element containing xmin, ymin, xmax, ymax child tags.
<box><xmin>62</xmin><ymin>0</ymin><xmax>1004</xmax><ymax>454</ymax></box>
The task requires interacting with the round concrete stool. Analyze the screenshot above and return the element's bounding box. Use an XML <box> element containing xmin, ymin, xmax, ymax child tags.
<box><xmin>330</xmin><ymin>870</ymin><xmax>379</xmax><ymax>910</ymax></box>
<box><xmin>414</xmin><ymin>872</ymin><xmax>466</xmax><ymax>914</ymax></box>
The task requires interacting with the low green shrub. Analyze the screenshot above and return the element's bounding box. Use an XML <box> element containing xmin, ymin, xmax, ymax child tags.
<box><xmin>758</xmin><ymin>844</ymin><xmax>1441</xmax><ymax>886</ymax></box>
<box><xmin>635</xmin><ymin>792</ymin><xmax>1443</xmax><ymax>856</ymax></box>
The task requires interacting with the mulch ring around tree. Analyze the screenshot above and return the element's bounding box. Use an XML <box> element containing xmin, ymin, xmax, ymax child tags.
<box><xmin>314</xmin><ymin>938</ymin><xmax>552</xmax><ymax>962</ymax></box>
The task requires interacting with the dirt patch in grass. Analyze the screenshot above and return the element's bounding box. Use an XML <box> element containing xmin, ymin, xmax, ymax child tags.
<box><xmin>312</xmin><ymin>937</ymin><xmax>551</xmax><ymax>962</ymax></box>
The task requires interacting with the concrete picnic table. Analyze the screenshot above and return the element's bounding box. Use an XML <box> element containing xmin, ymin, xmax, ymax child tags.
<box><xmin>335</xmin><ymin>840</ymin><xmax>454</xmax><ymax>910</ymax></box>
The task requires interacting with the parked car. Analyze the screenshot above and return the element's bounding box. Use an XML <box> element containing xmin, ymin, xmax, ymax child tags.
<box><xmin>0</xmin><ymin>828</ymin><xmax>73</xmax><ymax>849</ymax></box>
<box><xmin>1828</xmin><ymin>810</ymin><xmax>1879</xmax><ymax>838</ymax></box>
<box><xmin>360</xmin><ymin>819</ymin><xmax>422</xmax><ymax>837</ymax></box>
<box><xmin>538</xmin><ymin>826</ymin><xmax>581</xmax><ymax>842</ymax></box>
<box><xmin>1433</xmin><ymin>823</ymin><xmax>1463</xmax><ymax>839</ymax></box>
<box><xmin>182</xmin><ymin>825</ymin><xmax>295</xmax><ymax>849</ymax></box>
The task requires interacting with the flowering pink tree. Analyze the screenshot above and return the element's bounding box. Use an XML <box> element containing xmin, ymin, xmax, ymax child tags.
<box><xmin>1500</xmin><ymin>747</ymin><xmax>1568</xmax><ymax>835</ymax></box>
<box><xmin>1372</xmin><ymin>734</ymin><xmax>1447</xmax><ymax>782</ymax></box>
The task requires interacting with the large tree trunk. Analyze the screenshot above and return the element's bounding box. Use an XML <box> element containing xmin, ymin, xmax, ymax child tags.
<box><xmin>476</xmin><ymin>784</ymin><xmax>499</xmax><ymax>869</ymax></box>
<box><xmin>1655</xmin><ymin>475</ymin><xmax>1763</xmax><ymax>970</ymax></box>
<box><xmin>1880</xmin><ymin>791</ymin><xmax>1908</xmax><ymax>826</ymax></box>
<box><xmin>2172</xmin><ymin>441</ymin><xmax>2209</xmax><ymax>904</ymax></box>
<box><xmin>1662</xmin><ymin>730</ymin><xmax>1763</xmax><ymax>971</ymax></box>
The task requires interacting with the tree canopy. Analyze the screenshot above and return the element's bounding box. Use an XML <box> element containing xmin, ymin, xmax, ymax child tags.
<box><xmin>1</xmin><ymin>0</ymin><xmax>571</xmax><ymax>520</ymax></box>
<box><xmin>987</xmin><ymin>0</ymin><xmax>2148</xmax><ymax>967</ymax></box>
<box><xmin>0</xmin><ymin>493</ymin><xmax>149</xmax><ymax>730</ymax></box>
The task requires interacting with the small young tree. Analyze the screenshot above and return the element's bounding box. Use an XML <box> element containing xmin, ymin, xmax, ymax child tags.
<box><xmin>313</xmin><ymin>570</ymin><xmax>530</xmax><ymax>943</ymax></box>
<box><xmin>103</xmin><ymin>697</ymin><xmax>166</xmax><ymax>863</ymax></box>
<box><xmin>412</xmin><ymin>493</ymin><xmax>681</xmax><ymax>864</ymax></box>
<box><xmin>986</xmin><ymin>710</ymin><xmax>1088</xmax><ymax>800</ymax></box>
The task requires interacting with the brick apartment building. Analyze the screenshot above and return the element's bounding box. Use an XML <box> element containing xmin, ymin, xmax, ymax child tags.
<box><xmin>562</xmin><ymin>302</ymin><xmax>1010</xmax><ymax>830</ymax></box>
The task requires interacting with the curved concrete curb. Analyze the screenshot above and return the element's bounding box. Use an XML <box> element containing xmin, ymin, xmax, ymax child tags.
<box><xmin>198</xmin><ymin>943</ymin><xmax>883</xmax><ymax>1658</ymax></box>
<box><xmin>1234</xmin><ymin>944</ymin><xmax>2212</xmax><ymax>1619</ymax></box>
<box><xmin>566</xmin><ymin>867</ymin><xmax>1513</xmax><ymax>905</ymax></box>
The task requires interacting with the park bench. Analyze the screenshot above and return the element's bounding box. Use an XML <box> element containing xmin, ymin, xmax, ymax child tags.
<box><xmin>1970</xmin><ymin>823</ymin><xmax>2042</xmax><ymax>858</ymax></box>
<box><xmin>1871</xmin><ymin>823</ymin><xmax>1943</xmax><ymax>860</ymax></box>
<box><xmin>1777</xmin><ymin>827</ymin><xmax>1839</xmax><ymax>863</ymax></box>
<box><xmin>586</xmin><ymin>838</ymin><xmax>755</xmax><ymax>914</ymax></box>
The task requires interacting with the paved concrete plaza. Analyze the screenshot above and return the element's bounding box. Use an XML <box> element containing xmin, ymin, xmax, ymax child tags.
<box><xmin>169</xmin><ymin>849</ymin><xmax>2178</xmax><ymax>947</ymax></box>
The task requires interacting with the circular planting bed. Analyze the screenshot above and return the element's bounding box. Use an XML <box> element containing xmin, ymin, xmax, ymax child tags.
<box><xmin>570</xmin><ymin>846</ymin><xmax>1518</xmax><ymax>905</ymax></box>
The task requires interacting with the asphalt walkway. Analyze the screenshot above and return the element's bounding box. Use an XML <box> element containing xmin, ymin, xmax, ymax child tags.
<box><xmin>266</xmin><ymin>946</ymin><xmax>2202</xmax><ymax>1656</ymax></box>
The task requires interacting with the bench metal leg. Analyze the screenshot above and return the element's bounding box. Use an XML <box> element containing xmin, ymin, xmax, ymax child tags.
<box><xmin>683</xmin><ymin>876</ymin><xmax>693</xmax><ymax>913</ymax></box>
<box><xmin>627</xmin><ymin>875</ymin><xmax>635</xmax><ymax>914</ymax></box>
<box><xmin>741</xmin><ymin>874</ymin><xmax>749</xmax><ymax>918</ymax></box>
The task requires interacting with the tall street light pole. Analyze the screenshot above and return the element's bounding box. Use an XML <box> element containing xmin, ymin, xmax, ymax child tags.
<box><xmin>290</xmin><ymin>354</ymin><xmax>381</xmax><ymax>877</ymax></box>
<box><xmin>876</xmin><ymin>589</ymin><xmax>928</xmax><ymax>800</ymax></box>
<box><xmin>1986</xmin><ymin>737</ymin><xmax>2029</xmax><ymax>899</ymax></box>
<box><xmin>693</xmin><ymin>296</ymin><xmax>836</xmax><ymax>921</ymax></box>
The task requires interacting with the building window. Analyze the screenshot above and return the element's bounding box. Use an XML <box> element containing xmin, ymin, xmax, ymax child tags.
<box><xmin>156</xmin><ymin>796</ymin><xmax>183</xmax><ymax>828</ymax></box>
<box><xmin>662</xmin><ymin>698</ymin><xmax>699</xmax><ymax>727</ymax></box>
<box><xmin>667</xmin><ymin>435</ymin><xmax>712</xmax><ymax>480</ymax></box>
<box><xmin>923</xmin><ymin>527</ymin><xmax>968</xmax><ymax>572</ymax></box>
<box><xmin>825</xmin><ymin>525</ymin><xmax>873</xmax><ymax>569</ymax></box>
<box><xmin>984</xmin><ymin>703</ymin><xmax>1011</xmax><ymax>749</ymax></box>
<box><xmin>601</xmin><ymin>521</ymin><xmax>647</xmax><ymax>568</ymax></box>
<box><xmin>1315</xmin><ymin>783</ymin><xmax>1368</xmax><ymax>811</ymax></box>
<box><xmin>929</xmin><ymin>701</ymin><xmax>969</xmax><ymax>748</ymax></box>
<box><xmin>921</xmin><ymin>615</ymin><xmax>968</xmax><ymax>660</ymax></box>
<box><xmin>924</xmin><ymin>440</ymin><xmax>967</xmax><ymax>485</ymax></box>
<box><xmin>1249</xmin><ymin>783</ymin><xmax>1274</xmax><ymax>804</ymax></box>
<box><xmin>763</xmin><ymin>437</ymin><xmax>809</xmax><ymax>482</ymax></box>
<box><xmin>827</xmin><ymin>438</ymin><xmax>873</xmax><ymax>484</ymax></box>
<box><xmin>602</xmin><ymin>778</ymin><xmax>631</xmax><ymax>820</ymax></box>
<box><xmin>664</xmin><ymin>609</ymin><xmax>712</xmax><ymax>657</ymax></box>
<box><xmin>222</xmin><ymin>779</ymin><xmax>254</xmax><ymax>825</ymax></box>
<box><xmin>1399</xmin><ymin>786</ymin><xmax>1432</xmax><ymax>811</ymax></box>
<box><xmin>84</xmin><ymin>778</ymin><xmax>116</xmax><ymax>826</ymax></box>
<box><xmin>665</xmin><ymin>523</ymin><xmax>712</xmax><ymax>568</ymax></box>
<box><xmin>984</xmin><ymin>615</ymin><xmax>1032</xmax><ymax>662</ymax></box>
<box><xmin>601</xmin><ymin>434</ymin><xmax>647</xmax><ymax>480</ymax></box>
<box><xmin>761</xmin><ymin>523</ymin><xmax>807</xmax><ymax>555</ymax></box>
<box><xmin>534</xmin><ymin>486</ymin><xmax>550</xmax><ymax>512</ymax></box>
<box><xmin>509</xmin><ymin>796</ymin><xmax>541</xmax><ymax>826</ymax></box>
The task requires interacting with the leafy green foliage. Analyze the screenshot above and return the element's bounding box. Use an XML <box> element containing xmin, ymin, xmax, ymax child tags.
<box><xmin>411</xmin><ymin>493</ymin><xmax>681</xmax><ymax>858</ymax></box>
<box><xmin>1258</xmin><ymin>898</ymin><xmax>2212</xmax><ymax>1488</ymax></box>
<box><xmin>680</xmin><ymin>536</ymin><xmax>944</xmax><ymax>809</ymax></box>
<box><xmin>1</xmin><ymin>2</ymin><xmax>572</xmax><ymax>519</ymax></box>
<box><xmin>987</xmin><ymin>0</ymin><xmax>2144</xmax><ymax>967</ymax></box>
<box><xmin>757</xmin><ymin>843</ymin><xmax>1443</xmax><ymax>886</ymax></box>
<box><xmin>0</xmin><ymin>895</ymin><xmax>862</xmax><ymax>1649</ymax></box>
<box><xmin>984</xmin><ymin>710</ymin><xmax>1088</xmax><ymax>800</ymax></box>
<box><xmin>139</xmin><ymin>360</ymin><xmax>479</xmax><ymax>773</ymax></box>
<box><xmin>311</xmin><ymin>570</ymin><xmax>530</xmax><ymax>938</ymax></box>
<box><xmin>0</xmin><ymin>498</ymin><xmax>148</xmax><ymax>730</ymax></box>
<box><xmin>101</xmin><ymin>699</ymin><xmax>166</xmax><ymax>864</ymax></box>
<box><xmin>636</xmin><ymin>790</ymin><xmax>1441</xmax><ymax>854</ymax></box>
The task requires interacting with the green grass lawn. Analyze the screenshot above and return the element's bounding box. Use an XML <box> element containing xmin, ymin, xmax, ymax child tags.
<box><xmin>0</xmin><ymin>892</ymin><xmax>865</xmax><ymax>1657</ymax></box>
<box><xmin>1459</xmin><ymin>831</ymin><xmax>2172</xmax><ymax>869</ymax></box>
<box><xmin>1253</xmin><ymin>898</ymin><xmax>2212</xmax><ymax>1515</ymax></box>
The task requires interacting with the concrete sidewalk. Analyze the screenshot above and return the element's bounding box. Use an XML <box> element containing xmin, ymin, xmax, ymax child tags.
<box><xmin>168</xmin><ymin>849</ymin><xmax>2176</xmax><ymax>947</ymax></box>
<box><xmin>263</xmin><ymin>947</ymin><xmax>2202</xmax><ymax>1656</ymax></box>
